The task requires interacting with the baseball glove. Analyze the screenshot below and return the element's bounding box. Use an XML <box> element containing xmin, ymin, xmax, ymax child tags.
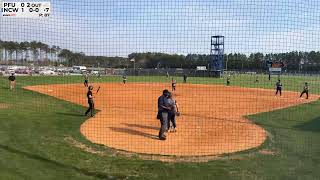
<box><xmin>175</xmin><ymin>111</ymin><xmax>181</xmax><ymax>116</ymax></box>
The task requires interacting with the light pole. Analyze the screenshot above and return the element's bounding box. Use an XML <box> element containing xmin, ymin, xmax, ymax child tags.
<box><xmin>225</xmin><ymin>54</ymin><xmax>228</xmax><ymax>71</ymax></box>
<box><xmin>130</xmin><ymin>58</ymin><xmax>135</xmax><ymax>75</ymax></box>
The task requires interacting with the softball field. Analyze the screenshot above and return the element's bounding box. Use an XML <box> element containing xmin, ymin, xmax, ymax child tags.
<box><xmin>25</xmin><ymin>82</ymin><xmax>318</xmax><ymax>158</ymax></box>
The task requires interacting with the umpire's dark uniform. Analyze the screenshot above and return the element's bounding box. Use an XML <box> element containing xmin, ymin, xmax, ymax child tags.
<box><xmin>183</xmin><ymin>74</ymin><xmax>187</xmax><ymax>83</ymax></box>
<box><xmin>157</xmin><ymin>90</ymin><xmax>170</xmax><ymax>140</ymax></box>
<box><xmin>85</xmin><ymin>86</ymin><xmax>94</xmax><ymax>117</ymax></box>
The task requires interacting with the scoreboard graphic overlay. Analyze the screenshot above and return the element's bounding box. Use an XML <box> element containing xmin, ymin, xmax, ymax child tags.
<box><xmin>1</xmin><ymin>1</ymin><xmax>50</xmax><ymax>18</ymax></box>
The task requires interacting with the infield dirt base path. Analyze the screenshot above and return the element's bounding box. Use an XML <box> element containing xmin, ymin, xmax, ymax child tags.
<box><xmin>25</xmin><ymin>83</ymin><xmax>318</xmax><ymax>156</ymax></box>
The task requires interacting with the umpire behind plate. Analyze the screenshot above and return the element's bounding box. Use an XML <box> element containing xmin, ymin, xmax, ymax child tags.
<box><xmin>157</xmin><ymin>89</ymin><xmax>171</xmax><ymax>140</ymax></box>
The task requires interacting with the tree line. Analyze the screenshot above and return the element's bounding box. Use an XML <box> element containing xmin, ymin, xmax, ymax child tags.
<box><xmin>0</xmin><ymin>40</ymin><xmax>128</xmax><ymax>67</ymax></box>
<box><xmin>129</xmin><ymin>51</ymin><xmax>320</xmax><ymax>72</ymax></box>
<box><xmin>0</xmin><ymin>40</ymin><xmax>61</xmax><ymax>65</ymax></box>
<box><xmin>1</xmin><ymin>40</ymin><xmax>320</xmax><ymax>71</ymax></box>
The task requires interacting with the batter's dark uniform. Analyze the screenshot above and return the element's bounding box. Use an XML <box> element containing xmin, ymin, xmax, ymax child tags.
<box><xmin>275</xmin><ymin>81</ymin><xmax>282</xmax><ymax>96</ymax></box>
<box><xmin>8</xmin><ymin>74</ymin><xmax>15</xmax><ymax>82</ymax></box>
<box><xmin>85</xmin><ymin>89</ymin><xmax>94</xmax><ymax>117</ymax></box>
<box><xmin>123</xmin><ymin>75</ymin><xmax>127</xmax><ymax>84</ymax></box>
<box><xmin>172</xmin><ymin>80</ymin><xmax>176</xmax><ymax>91</ymax></box>
<box><xmin>8</xmin><ymin>74</ymin><xmax>16</xmax><ymax>90</ymax></box>
<box><xmin>300</xmin><ymin>83</ymin><xmax>309</xmax><ymax>99</ymax></box>
<box><xmin>227</xmin><ymin>76</ymin><xmax>230</xmax><ymax>86</ymax></box>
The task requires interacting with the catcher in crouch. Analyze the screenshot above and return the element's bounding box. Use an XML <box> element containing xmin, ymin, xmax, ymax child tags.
<box><xmin>167</xmin><ymin>92</ymin><xmax>180</xmax><ymax>132</ymax></box>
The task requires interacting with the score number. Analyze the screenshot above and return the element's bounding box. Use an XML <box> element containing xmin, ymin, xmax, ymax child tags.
<box><xmin>1</xmin><ymin>2</ymin><xmax>51</xmax><ymax>18</ymax></box>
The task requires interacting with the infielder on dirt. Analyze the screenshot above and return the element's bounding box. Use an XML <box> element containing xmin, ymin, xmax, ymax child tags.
<box><xmin>300</xmin><ymin>82</ymin><xmax>309</xmax><ymax>99</ymax></box>
<box><xmin>275</xmin><ymin>79</ymin><xmax>282</xmax><ymax>96</ymax></box>
<box><xmin>84</xmin><ymin>73</ymin><xmax>89</xmax><ymax>87</ymax></box>
<box><xmin>122</xmin><ymin>75</ymin><xmax>127</xmax><ymax>84</ymax></box>
<box><xmin>171</xmin><ymin>78</ymin><xmax>176</xmax><ymax>91</ymax></box>
<box><xmin>85</xmin><ymin>86</ymin><xmax>95</xmax><ymax>117</ymax></box>
<box><xmin>227</xmin><ymin>75</ymin><xmax>231</xmax><ymax>86</ymax></box>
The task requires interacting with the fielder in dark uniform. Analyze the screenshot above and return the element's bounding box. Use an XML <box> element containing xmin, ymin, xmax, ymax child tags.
<box><xmin>183</xmin><ymin>74</ymin><xmax>187</xmax><ymax>83</ymax></box>
<box><xmin>85</xmin><ymin>86</ymin><xmax>95</xmax><ymax>117</ymax></box>
<box><xmin>300</xmin><ymin>82</ymin><xmax>309</xmax><ymax>99</ymax></box>
<box><xmin>122</xmin><ymin>75</ymin><xmax>127</xmax><ymax>84</ymax></box>
<box><xmin>227</xmin><ymin>75</ymin><xmax>231</xmax><ymax>86</ymax></box>
<box><xmin>157</xmin><ymin>89</ymin><xmax>171</xmax><ymax>140</ymax></box>
<box><xmin>8</xmin><ymin>73</ymin><xmax>16</xmax><ymax>90</ymax></box>
<box><xmin>171</xmin><ymin>78</ymin><xmax>176</xmax><ymax>91</ymax></box>
<box><xmin>275</xmin><ymin>80</ymin><xmax>282</xmax><ymax>96</ymax></box>
<box><xmin>84</xmin><ymin>74</ymin><xmax>89</xmax><ymax>87</ymax></box>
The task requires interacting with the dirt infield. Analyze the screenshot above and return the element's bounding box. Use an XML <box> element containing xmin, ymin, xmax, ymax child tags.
<box><xmin>25</xmin><ymin>83</ymin><xmax>318</xmax><ymax>157</ymax></box>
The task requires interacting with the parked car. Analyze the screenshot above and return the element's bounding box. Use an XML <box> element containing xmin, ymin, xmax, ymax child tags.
<box><xmin>91</xmin><ymin>70</ymin><xmax>99</xmax><ymax>75</ymax></box>
<box><xmin>40</xmin><ymin>70</ymin><xmax>56</xmax><ymax>75</ymax></box>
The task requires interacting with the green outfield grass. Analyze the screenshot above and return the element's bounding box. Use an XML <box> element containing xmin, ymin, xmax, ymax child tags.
<box><xmin>14</xmin><ymin>73</ymin><xmax>320</xmax><ymax>94</ymax></box>
<box><xmin>0</xmin><ymin>75</ymin><xmax>320</xmax><ymax>179</ymax></box>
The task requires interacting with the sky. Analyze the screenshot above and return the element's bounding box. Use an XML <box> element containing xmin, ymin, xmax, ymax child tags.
<box><xmin>1</xmin><ymin>0</ymin><xmax>320</xmax><ymax>57</ymax></box>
